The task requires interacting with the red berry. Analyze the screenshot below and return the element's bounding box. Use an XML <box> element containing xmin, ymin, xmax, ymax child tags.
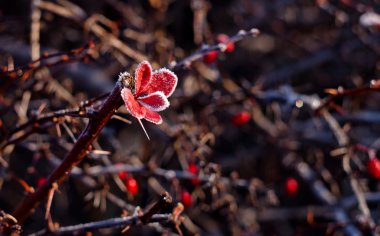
<box><xmin>203</xmin><ymin>51</ymin><xmax>218</xmax><ymax>64</ymax></box>
<box><xmin>217</xmin><ymin>34</ymin><xmax>235</xmax><ymax>53</ymax></box>
<box><xmin>36</xmin><ymin>177</ymin><xmax>46</xmax><ymax>188</ymax></box>
<box><xmin>181</xmin><ymin>191</ymin><xmax>192</xmax><ymax>207</ymax></box>
<box><xmin>285</xmin><ymin>177</ymin><xmax>298</xmax><ymax>197</ymax></box>
<box><xmin>231</xmin><ymin>111</ymin><xmax>251</xmax><ymax>126</ymax></box>
<box><xmin>367</xmin><ymin>158</ymin><xmax>380</xmax><ymax>179</ymax></box>
<box><xmin>118</xmin><ymin>171</ymin><xmax>127</xmax><ymax>181</ymax></box>
<box><xmin>188</xmin><ymin>163</ymin><xmax>200</xmax><ymax>185</ymax></box>
<box><xmin>188</xmin><ymin>163</ymin><xmax>197</xmax><ymax>173</ymax></box>
<box><xmin>225</xmin><ymin>42</ymin><xmax>235</xmax><ymax>53</ymax></box>
<box><xmin>125</xmin><ymin>177</ymin><xmax>138</xmax><ymax>196</ymax></box>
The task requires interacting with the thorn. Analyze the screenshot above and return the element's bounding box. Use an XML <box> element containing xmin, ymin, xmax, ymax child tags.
<box><xmin>137</xmin><ymin>119</ymin><xmax>150</xmax><ymax>140</ymax></box>
<box><xmin>45</xmin><ymin>182</ymin><xmax>58</xmax><ymax>220</ymax></box>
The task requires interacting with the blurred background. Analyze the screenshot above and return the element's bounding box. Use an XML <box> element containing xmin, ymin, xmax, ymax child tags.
<box><xmin>0</xmin><ymin>0</ymin><xmax>380</xmax><ymax>235</ymax></box>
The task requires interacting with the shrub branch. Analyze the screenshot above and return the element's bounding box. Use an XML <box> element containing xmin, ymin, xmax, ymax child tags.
<box><xmin>12</xmin><ymin>79</ymin><xmax>124</xmax><ymax>224</ymax></box>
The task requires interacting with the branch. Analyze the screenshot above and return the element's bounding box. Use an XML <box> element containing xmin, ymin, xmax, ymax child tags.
<box><xmin>11</xmin><ymin>80</ymin><xmax>124</xmax><ymax>224</ymax></box>
<box><xmin>30</xmin><ymin>214</ymin><xmax>172</xmax><ymax>236</ymax></box>
<box><xmin>31</xmin><ymin>192</ymin><xmax>173</xmax><ymax>235</ymax></box>
<box><xmin>169</xmin><ymin>28</ymin><xmax>260</xmax><ymax>70</ymax></box>
<box><xmin>0</xmin><ymin>41</ymin><xmax>95</xmax><ymax>81</ymax></box>
<box><xmin>0</xmin><ymin>93</ymin><xmax>109</xmax><ymax>152</ymax></box>
<box><xmin>70</xmin><ymin>163</ymin><xmax>266</xmax><ymax>193</ymax></box>
<box><xmin>315</xmin><ymin>79</ymin><xmax>380</xmax><ymax>114</ymax></box>
<box><xmin>140</xmin><ymin>192</ymin><xmax>172</xmax><ymax>223</ymax></box>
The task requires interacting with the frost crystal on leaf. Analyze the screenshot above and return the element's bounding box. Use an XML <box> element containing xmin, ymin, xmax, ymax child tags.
<box><xmin>120</xmin><ymin>61</ymin><xmax>178</xmax><ymax>138</ymax></box>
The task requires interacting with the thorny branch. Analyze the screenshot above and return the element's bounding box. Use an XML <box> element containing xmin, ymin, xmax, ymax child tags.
<box><xmin>31</xmin><ymin>192</ymin><xmax>174</xmax><ymax>235</ymax></box>
<box><xmin>11</xmin><ymin>79</ymin><xmax>124</xmax><ymax>223</ymax></box>
<box><xmin>316</xmin><ymin>79</ymin><xmax>380</xmax><ymax>114</ymax></box>
<box><xmin>30</xmin><ymin>214</ymin><xmax>173</xmax><ymax>235</ymax></box>
<box><xmin>0</xmin><ymin>92</ymin><xmax>109</xmax><ymax>155</ymax></box>
<box><xmin>0</xmin><ymin>41</ymin><xmax>95</xmax><ymax>81</ymax></box>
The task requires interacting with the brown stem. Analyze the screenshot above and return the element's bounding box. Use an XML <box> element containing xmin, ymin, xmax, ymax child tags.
<box><xmin>315</xmin><ymin>81</ymin><xmax>380</xmax><ymax>114</ymax></box>
<box><xmin>31</xmin><ymin>214</ymin><xmax>173</xmax><ymax>235</ymax></box>
<box><xmin>140</xmin><ymin>192</ymin><xmax>172</xmax><ymax>224</ymax></box>
<box><xmin>12</xmin><ymin>80</ymin><xmax>124</xmax><ymax>223</ymax></box>
<box><xmin>169</xmin><ymin>28</ymin><xmax>260</xmax><ymax>70</ymax></box>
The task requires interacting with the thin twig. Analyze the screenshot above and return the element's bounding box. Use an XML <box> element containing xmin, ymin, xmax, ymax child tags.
<box><xmin>322</xmin><ymin>109</ymin><xmax>376</xmax><ymax>229</ymax></box>
<box><xmin>0</xmin><ymin>42</ymin><xmax>94</xmax><ymax>81</ymax></box>
<box><xmin>316</xmin><ymin>79</ymin><xmax>380</xmax><ymax>114</ymax></box>
<box><xmin>0</xmin><ymin>93</ymin><xmax>109</xmax><ymax>152</ymax></box>
<box><xmin>29</xmin><ymin>213</ymin><xmax>172</xmax><ymax>236</ymax></box>
<box><xmin>31</xmin><ymin>192</ymin><xmax>173</xmax><ymax>235</ymax></box>
<box><xmin>140</xmin><ymin>192</ymin><xmax>173</xmax><ymax>223</ymax></box>
<box><xmin>169</xmin><ymin>28</ymin><xmax>260</xmax><ymax>70</ymax></box>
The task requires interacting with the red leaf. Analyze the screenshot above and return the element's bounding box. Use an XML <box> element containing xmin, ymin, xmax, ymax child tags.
<box><xmin>120</xmin><ymin>61</ymin><xmax>178</xmax><ymax>128</ymax></box>
<box><xmin>138</xmin><ymin>91</ymin><xmax>169</xmax><ymax>112</ymax></box>
<box><xmin>121</xmin><ymin>88</ymin><xmax>146</xmax><ymax>119</ymax></box>
<box><xmin>134</xmin><ymin>61</ymin><xmax>152</xmax><ymax>95</ymax></box>
<box><xmin>143</xmin><ymin>68</ymin><xmax>178</xmax><ymax>97</ymax></box>
<box><xmin>142</xmin><ymin>107</ymin><xmax>163</xmax><ymax>124</ymax></box>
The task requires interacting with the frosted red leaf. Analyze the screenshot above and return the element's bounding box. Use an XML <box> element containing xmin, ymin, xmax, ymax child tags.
<box><xmin>121</xmin><ymin>88</ymin><xmax>146</xmax><ymax>119</ymax></box>
<box><xmin>142</xmin><ymin>107</ymin><xmax>162</xmax><ymax>124</ymax></box>
<box><xmin>138</xmin><ymin>91</ymin><xmax>169</xmax><ymax>112</ymax></box>
<box><xmin>134</xmin><ymin>61</ymin><xmax>152</xmax><ymax>94</ymax></box>
<box><xmin>120</xmin><ymin>61</ymin><xmax>178</xmax><ymax>129</ymax></box>
<box><xmin>145</xmin><ymin>69</ymin><xmax>178</xmax><ymax>97</ymax></box>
